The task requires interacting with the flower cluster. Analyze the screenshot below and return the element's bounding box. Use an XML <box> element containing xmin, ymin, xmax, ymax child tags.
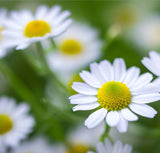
<box><xmin>0</xmin><ymin>3</ymin><xmax>160</xmax><ymax>153</ymax></box>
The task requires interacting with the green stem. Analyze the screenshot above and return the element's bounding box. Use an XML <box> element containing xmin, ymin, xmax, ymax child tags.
<box><xmin>100</xmin><ymin>123</ymin><xmax>111</xmax><ymax>142</ymax></box>
<box><xmin>36</xmin><ymin>42</ymin><xmax>68</xmax><ymax>92</ymax></box>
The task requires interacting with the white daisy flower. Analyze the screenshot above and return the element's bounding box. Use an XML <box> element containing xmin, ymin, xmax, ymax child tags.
<box><xmin>47</xmin><ymin>23</ymin><xmax>102</xmax><ymax>74</ymax></box>
<box><xmin>132</xmin><ymin>16</ymin><xmax>160</xmax><ymax>50</ymax></box>
<box><xmin>11</xmin><ymin>136</ymin><xmax>59</xmax><ymax>153</ymax></box>
<box><xmin>2</xmin><ymin>5</ymin><xmax>72</xmax><ymax>50</ymax></box>
<box><xmin>0</xmin><ymin>97</ymin><xmax>34</xmax><ymax>149</ymax></box>
<box><xmin>69</xmin><ymin>58</ymin><xmax>160</xmax><ymax>133</ymax></box>
<box><xmin>88</xmin><ymin>138</ymin><xmax>132</xmax><ymax>153</ymax></box>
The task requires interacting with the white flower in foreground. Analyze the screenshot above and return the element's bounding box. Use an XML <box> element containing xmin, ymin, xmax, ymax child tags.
<box><xmin>12</xmin><ymin>137</ymin><xmax>57</xmax><ymax>153</ymax></box>
<box><xmin>132</xmin><ymin>16</ymin><xmax>160</xmax><ymax>50</ymax></box>
<box><xmin>2</xmin><ymin>5</ymin><xmax>72</xmax><ymax>50</ymax></box>
<box><xmin>47</xmin><ymin>23</ymin><xmax>102</xmax><ymax>73</ymax></box>
<box><xmin>0</xmin><ymin>97</ymin><xmax>34</xmax><ymax>149</ymax></box>
<box><xmin>88</xmin><ymin>138</ymin><xmax>132</xmax><ymax>153</ymax></box>
<box><xmin>69</xmin><ymin>58</ymin><xmax>160</xmax><ymax>133</ymax></box>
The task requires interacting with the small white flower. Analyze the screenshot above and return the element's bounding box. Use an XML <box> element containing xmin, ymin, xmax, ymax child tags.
<box><xmin>47</xmin><ymin>23</ymin><xmax>102</xmax><ymax>73</ymax></box>
<box><xmin>69</xmin><ymin>58</ymin><xmax>160</xmax><ymax>133</ymax></box>
<box><xmin>12</xmin><ymin>136</ymin><xmax>58</xmax><ymax>153</ymax></box>
<box><xmin>132</xmin><ymin>16</ymin><xmax>160</xmax><ymax>50</ymax></box>
<box><xmin>88</xmin><ymin>138</ymin><xmax>132</xmax><ymax>153</ymax></box>
<box><xmin>0</xmin><ymin>97</ymin><xmax>34</xmax><ymax>149</ymax></box>
<box><xmin>2</xmin><ymin>5</ymin><xmax>72</xmax><ymax>50</ymax></box>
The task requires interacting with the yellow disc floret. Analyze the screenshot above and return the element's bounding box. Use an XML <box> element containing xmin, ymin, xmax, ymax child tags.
<box><xmin>24</xmin><ymin>20</ymin><xmax>51</xmax><ymax>38</ymax></box>
<box><xmin>0</xmin><ymin>114</ymin><xmax>13</xmax><ymax>135</ymax></box>
<box><xmin>67</xmin><ymin>145</ymin><xmax>88</xmax><ymax>153</ymax></box>
<box><xmin>97</xmin><ymin>81</ymin><xmax>131</xmax><ymax>111</ymax></box>
<box><xmin>60</xmin><ymin>39</ymin><xmax>82</xmax><ymax>55</ymax></box>
<box><xmin>0</xmin><ymin>27</ymin><xmax>4</xmax><ymax>40</ymax></box>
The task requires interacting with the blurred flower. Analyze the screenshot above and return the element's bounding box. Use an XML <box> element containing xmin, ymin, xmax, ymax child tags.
<box><xmin>47</xmin><ymin>23</ymin><xmax>102</xmax><ymax>75</ymax></box>
<box><xmin>2</xmin><ymin>5</ymin><xmax>72</xmax><ymax>50</ymax></box>
<box><xmin>132</xmin><ymin>16</ymin><xmax>160</xmax><ymax>50</ymax></box>
<box><xmin>69</xmin><ymin>58</ymin><xmax>160</xmax><ymax>133</ymax></box>
<box><xmin>11</xmin><ymin>136</ymin><xmax>60</xmax><ymax>153</ymax></box>
<box><xmin>88</xmin><ymin>138</ymin><xmax>132</xmax><ymax>153</ymax></box>
<box><xmin>67</xmin><ymin>123</ymin><xmax>104</xmax><ymax>153</ymax></box>
<box><xmin>0</xmin><ymin>9</ymin><xmax>17</xmax><ymax>57</ymax></box>
<box><xmin>0</xmin><ymin>97</ymin><xmax>34</xmax><ymax>150</ymax></box>
<box><xmin>142</xmin><ymin>51</ymin><xmax>160</xmax><ymax>83</ymax></box>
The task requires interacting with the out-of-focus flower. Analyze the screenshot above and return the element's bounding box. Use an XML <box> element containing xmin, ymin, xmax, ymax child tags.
<box><xmin>88</xmin><ymin>138</ymin><xmax>132</xmax><ymax>153</ymax></box>
<box><xmin>2</xmin><ymin>5</ymin><xmax>72</xmax><ymax>50</ymax></box>
<box><xmin>142</xmin><ymin>51</ymin><xmax>160</xmax><ymax>84</ymax></box>
<box><xmin>11</xmin><ymin>136</ymin><xmax>61</xmax><ymax>153</ymax></box>
<box><xmin>0</xmin><ymin>9</ymin><xmax>17</xmax><ymax>57</ymax></box>
<box><xmin>47</xmin><ymin>23</ymin><xmax>102</xmax><ymax>74</ymax></box>
<box><xmin>132</xmin><ymin>16</ymin><xmax>160</xmax><ymax>50</ymax></box>
<box><xmin>69</xmin><ymin>58</ymin><xmax>160</xmax><ymax>133</ymax></box>
<box><xmin>66</xmin><ymin>123</ymin><xmax>104</xmax><ymax>153</ymax></box>
<box><xmin>0</xmin><ymin>97</ymin><xmax>34</xmax><ymax>150</ymax></box>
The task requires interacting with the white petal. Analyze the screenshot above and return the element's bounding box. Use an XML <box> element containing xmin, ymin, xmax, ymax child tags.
<box><xmin>123</xmin><ymin>67</ymin><xmax>140</xmax><ymax>88</ymax></box>
<box><xmin>130</xmin><ymin>72</ymin><xmax>153</xmax><ymax>90</ymax></box>
<box><xmin>121</xmin><ymin>108</ymin><xmax>138</xmax><ymax>121</ymax></box>
<box><xmin>69</xmin><ymin>94</ymin><xmax>98</xmax><ymax>104</ymax></box>
<box><xmin>85</xmin><ymin>108</ymin><xmax>107</xmax><ymax>128</ymax></box>
<box><xmin>112</xmin><ymin>141</ymin><xmax>123</xmax><ymax>153</ymax></box>
<box><xmin>96</xmin><ymin>142</ymin><xmax>106</xmax><ymax>153</ymax></box>
<box><xmin>72</xmin><ymin>82</ymin><xmax>98</xmax><ymax>95</ymax></box>
<box><xmin>122</xmin><ymin>144</ymin><xmax>132</xmax><ymax>153</ymax></box>
<box><xmin>132</xmin><ymin>93</ymin><xmax>160</xmax><ymax>103</ymax></box>
<box><xmin>90</xmin><ymin>62</ymin><xmax>106</xmax><ymax>84</ymax></box>
<box><xmin>106</xmin><ymin>111</ymin><xmax>120</xmax><ymax>127</ymax></box>
<box><xmin>113</xmin><ymin>58</ymin><xmax>126</xmax><ymax>82</ymax></box>
<box><xmin>129</xmin><ymin>103</ymin><xmax>157</xmax><ymax>118</ymax></box>
<box><xmin>72</xmin><ymin>102</ymin><xmax>100</xmax><ymax>111</ymax></box>
<box><xmin>80</xmin><ymin>71</ymin><xmax>101</xmax><ymax>88</ymax></box>
<box><xmin>104</xmin><ymin>138</ymin><xmax>112</xmax><ymax>153</ymax></box>
<box><xmin>99</xmin><ymin>60</ymin><xmax>114</xmax><ymax>81</ymax></box>
<box><xmin>116</xmin><ymin>113</ymin><xmax>128</xmax><ymax>133</ymax></box>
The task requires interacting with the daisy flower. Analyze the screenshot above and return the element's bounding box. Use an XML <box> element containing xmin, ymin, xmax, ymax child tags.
<box><xmin>88</xmin><ymin>138</ymin><xmax>132</xmax><ymax>153</ymax></box>
<box><xmin>0</xmin><ymin>97</ymin><xmax>34</xmax><ymax>149</ymax></box>
<box><xmin>132</xmin><ymin>16</ymin><xmax>160</xmax><ymax>50</ymax></box>
<box><xmin>47</xmin><ymin>23</ymin><xmax>102</xmax><ymax>74</ymax></box>
<box><xmin>2</xmin><ymin>5</ymin><xmax>72</xmax><ymax>50</ymax></box>
<box><xmin>69</xmin><ymin>58</ymin><xmax>160</xmax><ymax>133</ymax></box>
<box><xmin>11</xmin><ymin>136</ymin><xmax>58</xmax><ymax>153</ymax></box>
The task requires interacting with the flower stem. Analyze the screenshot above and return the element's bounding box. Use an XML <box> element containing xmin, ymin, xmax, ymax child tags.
<box><xmin>100</xmin><ymin>123</ymin><xmax>111</xmax><ymax>142</ymax></box>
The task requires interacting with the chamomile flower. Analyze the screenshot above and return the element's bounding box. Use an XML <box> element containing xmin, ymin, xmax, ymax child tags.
<box><xmin>0</xmin><ymin>97</ymin><xmax>34</xmax><ymax>149</ymax></box>
<box><xmin>47</xmin><ymin>23</ymin><xmax>102</xmax><ymax>73</ymax></box>
<box><xmin>132</xmin><ymin>16</ymin><xmax>160</xmax><ymax>50</ymax></box>
<box><xmin>88</xmin><ymin>138</ymin><xmax>132</xmax><ymax>153</ymax></box>
<box><xmin>69</xmin><ymin>58</ymin><xmax>160</xmax><ymax>133</ymax></box>
<box><xmin>2</xmin><ymin>5</ymin><xmax>72</xmax><ymax>50</ymax></box>
<box><xmin>11</xmin><ymin>137</ymin><xmax>57</xmax><ymax>153</ymax></box>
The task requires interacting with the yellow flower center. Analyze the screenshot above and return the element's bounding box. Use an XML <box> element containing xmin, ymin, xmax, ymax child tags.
<box><xmin>67</xmin><ymin>145</ymin><xmax>88</xmax><ymax>153</ymax></box>
<box><xmin>97</xmin><ymin>81</ymin><xmax>131</xmax><ymax>111</ymax></box>
<box><xmin>0</xmin><ymin>27</ymin><xmax>4</xmax><ymax>40</ymax></box>
<box><xmin>60</xmin><ymin>39</ymin><xmax>83</xmax><ymax>55</ymax></box>
<box><xmin>24</xmin><ymin>20</ymin><xmax>51</xmax><ymax>38</ymax></box>
<box><xmin>0</xmin><ymin>114</ymin><xmax>13</xmax><ymax>135</ymax></box>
